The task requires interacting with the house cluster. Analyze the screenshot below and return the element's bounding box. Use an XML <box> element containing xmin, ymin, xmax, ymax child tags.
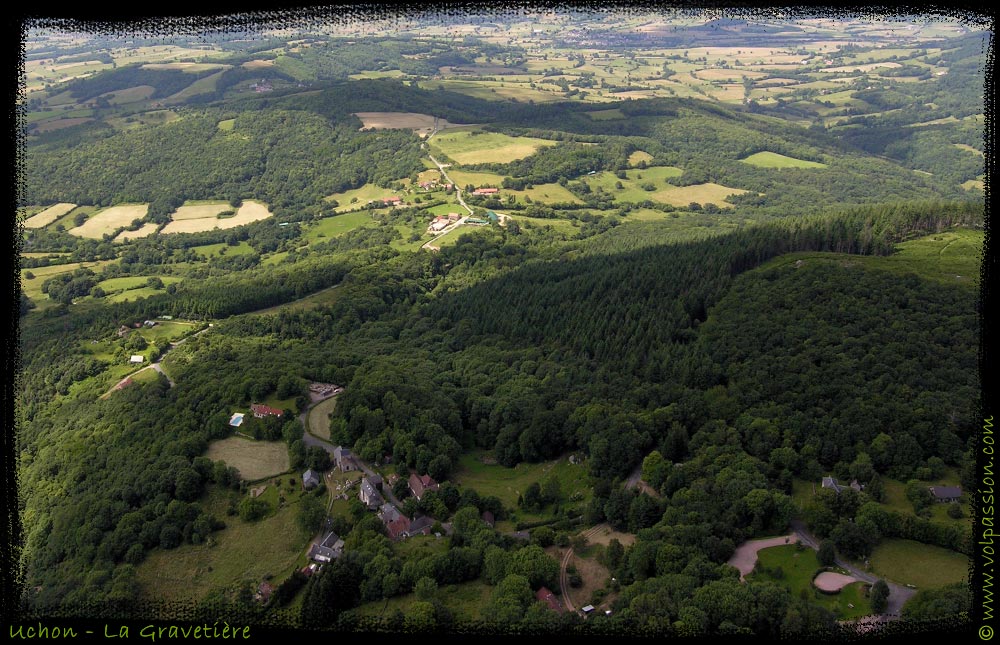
<box><xmin>823</xmin><ymin>476</ymin><xmax>963</xmax><ymax>503</ymax></box>
<box><xmin>418</xmin><ymin>180</ymin><xmax>453</xmax><ymax>191</ymax></box>
<box><xmin>250</xmin><ymin>80</ymin><xmax>272</xmax><ymax>93</ymax></box>
<box><xmin>379</xmin><ymin>502</ymin><xmax>435</xmax><ymax>540</ymax></box>
<box><xmin>250</xmin><ymin>403</ymin><xmax>284</xmax><ymax>419</ymax></box>
<box><xmin>308</xmin><ymin>529</ymin><xmax>344</xmax><ymax>563</ymax></box>
<box><xmin>471</xmin><ymin>187</ymin><xmax>499</xmax><ymax>196</ymax></box>
<box><xmin>428</xmin><ymin>212</ymin><xmax>461</xmax><ymax>233</ymax></box>
<box><xmin>821</xmin><ymin>476</ymin><xmax>864</xmax><ymax>495</ymax></box>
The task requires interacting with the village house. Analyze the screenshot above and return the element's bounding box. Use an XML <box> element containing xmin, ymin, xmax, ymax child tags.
<box><xmin>447</xmin><ymin>212</ymin><xmax>460</xmax><ymax>222</ymax></box>
<box><xmin>333</xmin><ymin>446</ymin><xmax>356</xmax><ymax>472</ymax></box>
<box><xmin>535</xmin><ymin>586</ymin><xmax>562</xmax><ymax>612</ymax></box>
<box><xmin>308</xmin><ymin>531</ymin><xmax>344</xmax><ymax>563</ymax></box>
<box><xmin>472</xmin><ymin>187</ymin><xmax>499</xmax><ymax>196</ymax></box>
<box><xmin>821</xmin><ymin>476</ymin><xmax>864</xmax><ymax>495</ymax></box>
<box><xmin>302</xmin><ymin>469</ymin><xmax>321</xmax><ymax>490</ymax></box>
<box><xmin>928</xmin><ymin>485</ymin><xmax>962</xmax><ymax>503</ymax></box>
<box><xmin>360</xmin><ymin>477</ymin><xmax>384</xmax><ymax>509</ymax></box>
<box><xmin>407</xmin><ymin>515</ymin><xmax>435</xmax><ymax>537</ymax></box>
<box><xmin>429</xmin><ymin>217</ymin><xmax>449</xmax><ymax>232</ymax></box>
<box><xmin>408</xmin><ymin>473</ymin><xmax>440</xmax><ymax>501</ymax></box>
<box><xmin>250</xmin><ymin>403</ymin><xmax>283</xmax><ymax>419</ymax></box>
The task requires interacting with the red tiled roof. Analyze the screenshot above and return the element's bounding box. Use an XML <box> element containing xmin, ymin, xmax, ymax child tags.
<box><xmin>535</xmin><ymin>586</ymin><xmax>561</xmax><ymax>612</ymax></box>
<box><xmin>251</xmin><ymin>403</ymin><xmax>284</xmax><ymax>417</ymax></box>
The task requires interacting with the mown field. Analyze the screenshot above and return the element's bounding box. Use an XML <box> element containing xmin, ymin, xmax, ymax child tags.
<box><xmin>451</xmin><ymin>451</ymin><xmax>591</xmax><ymax>511</ymax></box>
<box><xmin>68</xmin><ymin>204</ymin><xmax>149</xmax><ymax>238</ymax></box>
<box><xmin>429</xmin><ymin>130</ymin><xmax>557</xmax><ymax>165</ymax></box>
<box><xmin>23</xmin><ymin>203</ymin><xmax>76</xmax><ymax>228</ymax></box>
<box><xmin>113</xmin><ymin>223</ymin><xmax>160</xmax><ymax>242</ymax></box>
<box><xmin>305</xmin><ymin>211</ymin><xmax>378</xmax><ymax>241</ymax></box>
<box><xmin>307</xmin><ymin>395</ymin><xmax>338</xmax><ymax>440</ymax></box>
<box><xmin>160</xmin><ymin>200</ymin><xmax>273</xmax><ymax>234</ymax></box>
<box><xmin>204</xmin><ymin>437</ymin><xmax>291</xmax><ymax>481</ymax></box>
<box><xmin>326</xmin><ymin>185</ymin><xmax>405</xmax><ymax>213</ymax></box>
<box><xmin>741</xmin><ymin>151</ymin><xmax>828</xmax><ymax>169</ymax></box>
<box><xmin>869</xmin><ymin>539</ymin><xmax>969</xmax><ymax>589</ymax></box>
<box><xmin>352</xmin><ymin>580</ymin><xmax>493</xmax><ymax>622</ymax></box>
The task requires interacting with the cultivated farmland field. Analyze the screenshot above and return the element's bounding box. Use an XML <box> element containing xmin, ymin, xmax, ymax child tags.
<box><xmin>170</xmin><ymin>201</ymin><xmax>231</xmax><ymax>220</ymax></box>
<box><xmin>68</xmin><ymin>204</ymin><xmax>149</xmax><ymax>238</ymax></box>
<box><xmin>114</xmin><ymin>223</ymin><xmax>159</xmax><ymax>242</ymax></box>
<box><xmin>741</xmin><ymin>151</ymin><xmax>828</xmax><ymax>169</ymax></box>
<box><xmin>159</xmin><ymin>200</ymin><xmax>273</xmax><ymax>234</ymax></box>
<box><xmin>204</xmin><ymin>437</ymin><xmax>291</xmax><ymax>481</ymax></box>
<box><xmin>23</xmin><ymin>203</ymin><xmax>76</xmax><ymax>228</ymax></box>
<box><xmin>354</xmin><ymin>112</ymin><xmax>472</xmax><ymax>136</ymax></box>
<box><xmin>429</xmin><ymin>130</ymin><xmax>557</xmax><ymax>165</ymax></box>
<box><xmin>652</xmin><ymin>182</ymin><xmax>749</xmax><ymax>207</ymax></box>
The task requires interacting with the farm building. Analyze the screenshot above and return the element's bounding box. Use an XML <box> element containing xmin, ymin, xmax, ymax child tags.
<box><xmin>381</xmin><ymin>196</ymin><xmax>403</xmax><ymax>206</ymax></box>
<box><xmin>360</xmin><ymin>477</ymin><xmax>384</xmax><ymax>509</ymax></box>
<box><xmin>333</xmin><ymin>446</ymin><xmax>357</xmax><ymax>471</ymax></box>
<box><xmin>143</xmin><ymin>320</ymin><xmax>157</xmax><ymax>327</ymax></box>
<box><xmin>303</xmin><ymin>469</ymin><xmax>321</xmax><ymax>490</ymax></box>
<box><xmin>129</xmin><ymin>355</ymin><xmax>144</xmax><ymax>364</ymax></box>
<box><xmin>308</xmin><ymin>531</ymin><xmax>344</xmax><ymax>563</ymax></box>
<box><xmin>429</xmin><ymin>218</ymin><xmax>449</xmax><ymax>233</ymax></box>
<box><xmin>251</xmin><ymin>403</ymin><xmax>284</xmax><ymax>418</ymax></box>
<box><xmin>447</xmin><ymin>212</ymin><xmax>460</xmax><ymax>222</ymax></box>
<box><xmin>472</xmin><ymin>187</ymin><xmax>499</xmax><ymax>196</ymax></box>
<box><xmin>408</xmin><ymin>473</ymin><xmax>440</xmax><ymax>501</ymax></box>
<box><xmin>929</xmin><ymin>485</ymin><xmax>962</xmax><ymax>503</ymax></box>
<box><xmin>535</xmin><ymin>586</ymin><xmax>562</xmax><ymax>612</ymax></box>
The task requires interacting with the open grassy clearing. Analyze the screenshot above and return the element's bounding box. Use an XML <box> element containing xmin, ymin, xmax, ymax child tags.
<box><xmin>23</xmin><ymin>203</ymin><xmax>76</xmax><ymax>228</ymax></box>
<box><xmin>509</xmin><ymin>215</ymin><xmax>579</xmax><ymax>234</ymax></box>
<box><xmin>96</xmin><ymin>275</ymin><xmax>182</xmax><ymax>293</ymax></box>
<box><xmin>164</xmin><ymin>69</ymin><xmax>227</xmax><ymax>103</ymax></box>
<box><xmin>353</xmin><ymin>580</ymin><xmax>492</xmax><ymax>621</ymax></box>
<box><xmin>953</xmin><ymin>143</ymin><xmax>984</xmax><ymax>157</ymax></box>
<box><xmin>627</xmin><ymin>150</ymin><xmax>654</xmax><ymax>166</ymax></box>
<box><xmin>452</xmin><ymin>451</ymin><xmax>590</xmax><ymax>510</ymax></box>
<box><xmin>114</xmin><ymin>223</ymin><xmax>160</xmax><ymax>242</ymax></box>
<box><xmin>190</xmin><ymin>241</ymin><xmax>255</xmax><ymax>257</ymax></box>
<box><xmin>205</xmin><ymin>437</ymin><xmax>290</xmax><ymax>481</ymax></box>
<box><xmin>137</xmin><ymin>320</ymin><xmax>198</xmax><ymax>344</ymax></box>
<box><xmin>217</xmin><ymin>118</ymin><xmax>235</xmax><ymax>131</ymax></box>
<box><xmin>416</xmin><ymin>79</ymin><xmax>567</xmax><ymax>103</ymax></box>
<box><xmin>21</xmin><ymin>260</ymin><xmax>117</xmax><ymax>306</ymax></box>
<box><xmin>430</xmin><ymin>130</ymin><xmax>557</xmax><ymax>165</ymax></box>
<box><xmin>305</xmin><ymin>211</ymin><xmax>378</xmax><ymax>240</ymax></box>
<box><xmin>33</xmin><ymin>118</ymin><xmax>94</xmax><ymax>133</ymax></box>
<box><xmin>106</xmin><ymin>287</ymin><xmax>167</xmax><ymax>303</ymax></box>
<box><xmin>752</xmin><ymin>545</ymin><xmax>871</xmax><ymax>620</ymax></box>
<box><xmin>869</xmin><ymin>540</ymin><xmax>969</xmax><ymax>589</ymax></box>
<box><xmin>170</xmin><ymin>201</ymin><xmax>232</xmax><ymax>220</ymax></box>
<box><xmin>307</xmin><ymin>395</ymin><xmax>338</xmax><ymax>440</ymax></box>
<box><xmin>326</xmin><ymin>185</ymin><xmax>406</xmax><ymax>213</ymax></box>
<box><xmin>105</xmin><ymin>110</ymin><xmax>180</xmax><ymax>131</ymax></box>
<box><xmin>741</xmin><ymin>151</ymin><xmax>828</xmax><ymax>169</ymax></box>
<box><xmin>652</xmin><ymin>182</ymin><xmax>749</xmax><ymax>207</ymax></box>
<box><xmin>159</xmin><ymin>200</ymin><xmax>272</xmax><ymax>234</ymax></box>
<box><xmin>97</xmin><ymin>85</ymin><xmax>155</xmax><ymax>105</ymax></box>
<box><xmin>135</xmin><ymin>484</ymin><xmax>311</xmax><ymax>602</ymax></box>
<box><xmin>354</xmin><ymin>112</ymin><xmax>472</xmax><ymax>136</ymax></box>
<box><xmin>442</xmin><ymin>169</ymin><xmax>508</xmax><ymax>190</ymax></box>
<box><xmin>963</xmin><ymin>179</ymin><xmax>985</xmax><ymax>191</ymax></box>
<box><xmin>587</xmin><ymin>108</ymin><xmax>625</xmax><ymax>120</ymax></box>
<box><xmin>250</xmin><ymin>284</ymin><xmax>344</xmax><ymax>316</ymax></box>
<box><xmin>68</xmin><ymin>204</ymin><xmax>148</xmax><ymax>238</ymax></box>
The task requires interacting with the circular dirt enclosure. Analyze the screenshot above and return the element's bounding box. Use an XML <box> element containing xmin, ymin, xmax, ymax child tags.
<box><xmin>813</xmin><ymin>571</ymin><xmax>860</xmax><ymax>592</ymax></box>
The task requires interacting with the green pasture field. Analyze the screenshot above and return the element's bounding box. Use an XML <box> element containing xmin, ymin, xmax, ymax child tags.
<box><xmin>868</xmin><ymin>539</ymin><xmax>969</xmax><ymax>589</ymax></box>
<box><xmin>751</xmin><ymin>545</ymin><xmax>871</xmax><ymax>620</ymax></box>
<box><xmin>741</xmin><ymin>151</ymin><xmax>828</xmax><ymax>169</ymax></box>
<box><xmin>429</xmin><ymin>130</ymin><xmax>557</xmax><ymax>165</ymax></box>
<box><xmin>452</xmin><ymin>450</ymin><xmax>591</xmax><ymax>510</ymax></box>
<box><xmin>305</xmin><ymin>211</ymin><xmax>378</xmax><ymax>241</ymax></box>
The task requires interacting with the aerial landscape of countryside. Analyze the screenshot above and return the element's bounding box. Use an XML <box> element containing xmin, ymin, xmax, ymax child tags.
<box><xmin>10</xmin><ymin>5</ymin><xmax>990</xmax><ymax>640</ymax></box>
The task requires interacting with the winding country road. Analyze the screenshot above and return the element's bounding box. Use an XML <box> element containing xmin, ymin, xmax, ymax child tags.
<box><xmin>421</xmin><ymin>154</ymin><xmax>474</xmax><ymax>250</ymax></box>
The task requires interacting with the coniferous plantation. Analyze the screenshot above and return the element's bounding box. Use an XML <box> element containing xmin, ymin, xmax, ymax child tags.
<box><xmin>12</xmin><ymin>9</ymin><xmax>988</xmax><ymax>639</ymax></box>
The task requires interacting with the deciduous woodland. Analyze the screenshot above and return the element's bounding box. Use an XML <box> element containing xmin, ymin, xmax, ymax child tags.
<box><xmin>15</xmin><ymin>10</ymin><xmax>986</xmax><ymax>638</ymax></box>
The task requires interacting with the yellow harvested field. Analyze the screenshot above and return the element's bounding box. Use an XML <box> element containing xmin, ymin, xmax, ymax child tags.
<box><xmin>159</xmin><ymin>200</ymin><xmax>272</xmax><ymax>234</ymax></box>
<box><xmin>69</xmin><ymin>204</ymin><xmax>149</xmax><ymax>238</ymax></box>
<box><xmin>653</xmin><ymin>183</ymin><xmax>749</xmax><ymax>207</ymax></box>
<box><xmin>204</xmin><ymin>437</ymin><xmax>290</xmax><ymax>481</ymax></box>
<box><xmin>819</xmin><ymin>61</ymin><xmax>902</xmax><ymax>73</ymax></box>
<box><xmin>114</xmin><ymin>223</ymin><xmax>160</xmax><ymax>242</ymax></box>
<box><xmin>241</xmin><ymin>59</ymin><xmax>274</xmax><ymax>69</ymax></box>
<box><xmin>170</xmin><ymin>202</ymin><xmax>231</xmax><ymax>220</ymax></box>
<box><xmin>23</xmin><ymin>203</ymin><xmax>76</xmax><ymax>228</ymax></box>
<box><xmin>354</xmin><ymin>112</ymin><xmax>472</xmax><ymax>136</ymax></box>
<box><xmin>98</xmin><ymin>85</ymin><xmax>155</xmax><ymax>104</ymax></box>
<box><xmin>694</xmin><ymin>68</ymin><xmax>768</xmax><ymax>81</ymax></box>
<box><xmin>628</xmin><ymin>151</ymin><xmax>654</xmax><ymax>166</ymax></box>
<box><xmin>141</xmin><ymin>62</ymin><xmax>230</xmax><ymax>73</ymax></box>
